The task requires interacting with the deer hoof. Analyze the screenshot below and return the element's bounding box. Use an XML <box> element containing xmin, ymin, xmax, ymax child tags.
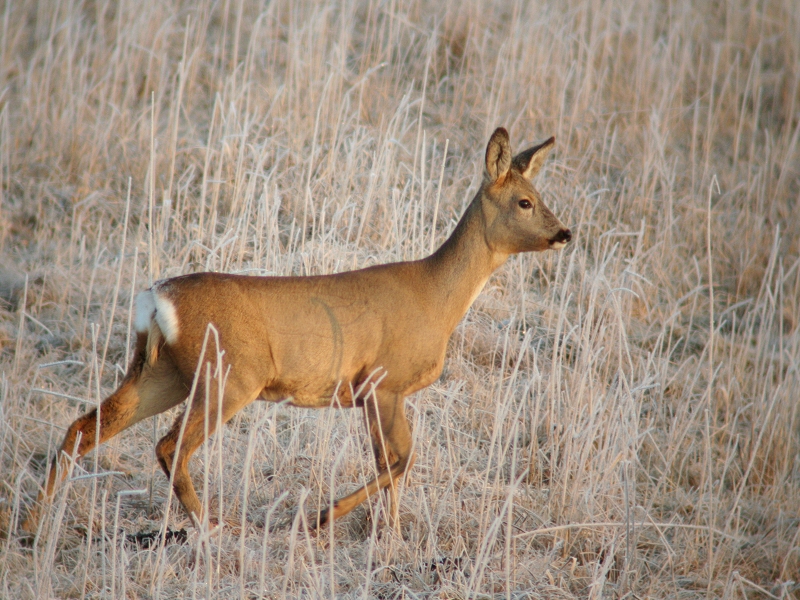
<box><xmin>313</xmin><ymin>508</ymin><xmax>330</xmax><ymax>530</ymax></box>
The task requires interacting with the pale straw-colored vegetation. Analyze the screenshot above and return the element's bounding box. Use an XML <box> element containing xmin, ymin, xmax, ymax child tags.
<box><xmin>1</xmin><ymin>0</ymin><xmax>798</xmax><ymax>597</ymax></box>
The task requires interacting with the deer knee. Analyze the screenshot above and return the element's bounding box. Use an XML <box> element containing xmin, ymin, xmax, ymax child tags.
<box><xmin>387</xmin><ymin>423</ymin><xmax>413</xmax><ymax>467</ymax></box>
<box><xmin>400</xmin><ymin>452</ymin><xmax>416</xmax><ymax>480</ymax></box>
<box><xmin>393</xmin><ymin>450</ymin><xmax>413</xmax><ymax>474</ymax></box>
<box><xmin>61</xmin><ymin>411</ymin><xmax>98</xmax><ymax>457</ymax></box>
<box><xmin>371</xmin><ymin>437</ymin><xmax>397</xmax><ymax>470</ymax></box>
<box><xmin>155</xmin><ymin>435</ymin><xmax>176</xmax><ymax>476</ymax></box>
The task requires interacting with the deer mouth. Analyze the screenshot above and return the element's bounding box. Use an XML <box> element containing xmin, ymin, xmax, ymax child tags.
<box><xmin>549</xmin><ymin>228</ymin><xmax>572</xmax><ymax>249</ymax></box>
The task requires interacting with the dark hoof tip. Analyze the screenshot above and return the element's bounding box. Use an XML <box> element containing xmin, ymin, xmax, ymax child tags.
<box><xmin>126</xmin><ymin>527</ymin><xmax>188</xmax><ymax>548</ymax></box>
<box><xmin>313</xmin><ymin>509</ymin><xmax>329</xmax><ymax>530</ymax></box>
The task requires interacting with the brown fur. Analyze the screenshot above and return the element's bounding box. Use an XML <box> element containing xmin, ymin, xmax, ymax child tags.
<box><xmin>23</xmin><ymin>128</ymin><xmax>571</xmax><ymax>534</ymax></box>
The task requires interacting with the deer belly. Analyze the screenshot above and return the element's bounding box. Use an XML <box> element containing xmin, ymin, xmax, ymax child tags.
<box><xmin>258</xmin><ymin>379</ymin><xmax>357</xmax><ymax>408</ymax></box>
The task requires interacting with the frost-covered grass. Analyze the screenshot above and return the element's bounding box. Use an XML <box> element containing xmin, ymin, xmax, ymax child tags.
<box><xmin>1</xmin><ymin>0</ymin><xmax>799</xmax><ymax>597</ymax></box>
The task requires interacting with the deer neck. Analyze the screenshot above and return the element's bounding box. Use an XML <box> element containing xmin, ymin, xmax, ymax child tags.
<box><xmin>421</xmin><ymin>195</ymin><xmax>509</xmax><ymax>330</ymax></box>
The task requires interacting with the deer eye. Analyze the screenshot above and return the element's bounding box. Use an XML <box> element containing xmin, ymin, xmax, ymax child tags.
<box><xmin>518</xmin><ymin>199</ymin><xmax>533</xmax><ymax>209</ymax></box>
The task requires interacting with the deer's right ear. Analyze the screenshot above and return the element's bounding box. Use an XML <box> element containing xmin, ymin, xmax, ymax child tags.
<box><xmin>485</xmin><ymin>127</ymin><xmax>512</xmax><ymax>183</ymax></box>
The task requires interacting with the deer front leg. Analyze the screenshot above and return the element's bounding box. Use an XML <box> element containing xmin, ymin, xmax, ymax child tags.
<box><xmin>366</xmin><ymin>394</ymin><xmax>416</xmax><ymax>532</ymax></box>
<box><xmin>315</xmin><ymin>392</ymin><xmax>415</xmax><ymax>531</ymax></box>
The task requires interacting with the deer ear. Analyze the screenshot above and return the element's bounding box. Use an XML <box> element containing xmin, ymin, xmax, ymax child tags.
<box><xmin>512</xmin><ymin>136</ymin><xmax>555</xmax><ymax>180</ymax></box>
<box><xmin>485</xmin><ymin>127</ymin><xmax>512</xmax><ymax>183</ymax></box>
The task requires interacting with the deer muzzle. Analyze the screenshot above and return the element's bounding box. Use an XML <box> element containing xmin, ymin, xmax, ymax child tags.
<box><xmin>549</xmin><ymin>228</ymin><xmax>572</xmax><ymax>249</ymax></box>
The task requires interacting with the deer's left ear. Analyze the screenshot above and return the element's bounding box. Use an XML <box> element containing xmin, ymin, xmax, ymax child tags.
<box><xmin>512</xmin><ymin>136</ymin><xmax>555</xmax><ymax>180</ymax></box>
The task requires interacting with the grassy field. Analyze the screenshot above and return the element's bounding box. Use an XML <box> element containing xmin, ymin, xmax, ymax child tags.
<box><xmin>1</xmin><ymin>0</ymin><xmax>799</xmax><ymax>597</ymax></box>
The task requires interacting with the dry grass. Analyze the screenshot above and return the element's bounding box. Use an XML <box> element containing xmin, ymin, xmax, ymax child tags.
<box><xmin>1</xmin><ymin>0</ymin><xmax>799</xmax><ymax>597</ymax></box>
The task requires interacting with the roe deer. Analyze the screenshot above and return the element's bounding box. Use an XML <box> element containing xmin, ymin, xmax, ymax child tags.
<box><xmin>23</xmin><ymin>127</ymin><xmax>571</xmax><ymax>535</ymax></box>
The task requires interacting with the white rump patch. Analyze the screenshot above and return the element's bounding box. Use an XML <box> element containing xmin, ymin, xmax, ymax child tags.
<box><xmin>134</xmin><ymin>291</ymin><xmax>156</xmax><ymax>333</ymax></box>
<box><xmin>153</xmin><ymin>293</ymin><xmax>180</xmax><ymax>345</ymax></box>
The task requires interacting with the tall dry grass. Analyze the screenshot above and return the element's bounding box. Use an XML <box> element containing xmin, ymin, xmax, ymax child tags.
<box><xmin>0</xmin><ymin>0</ymin><xmax>799</xmax><ymax>597</ymax></box>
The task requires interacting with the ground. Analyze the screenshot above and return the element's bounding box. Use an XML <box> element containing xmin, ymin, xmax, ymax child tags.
<box><xmin>0</xmin><ymin>0</ymin><xmax>799</xmax><ymax>598</ymax></box>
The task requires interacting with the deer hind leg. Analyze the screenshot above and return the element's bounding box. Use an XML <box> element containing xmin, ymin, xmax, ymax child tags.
<box><xmin>316</xmin><ymin>392</ymin><xmax>415</xmax><ymax>530</ymax></box>
<box><xmin>155</xmin><ymin>379</ymin><xmax>258</xmax><ymax>525</ymax></box>
<box><xmin>19</xmin><ymin>379</ymin><xmax>142</xmax><ymax>538</ymax></box>
<box><xmin>21</xmin><ymin>353</ymin><xmax>188</xmax><ymax>535</ymax></box>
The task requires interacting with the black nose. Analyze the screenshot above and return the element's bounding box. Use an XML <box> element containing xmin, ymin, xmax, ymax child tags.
<box><xmin>554</xmin><ymin>228</ymin><xmax>572</xmax><ymax>244</ymax></box>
